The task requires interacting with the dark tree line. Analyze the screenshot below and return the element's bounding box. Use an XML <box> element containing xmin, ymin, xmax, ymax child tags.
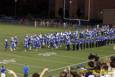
<box><xmin>0</xmin><ymin>0</ymin><xmax>49</xmax><ymax>17</ymax></box>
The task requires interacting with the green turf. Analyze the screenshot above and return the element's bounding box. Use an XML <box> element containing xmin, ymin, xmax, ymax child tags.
<box><xmin>0</xmin><ymin>23</ymin><xmax>114</xmax><ymax>77</ymax></box>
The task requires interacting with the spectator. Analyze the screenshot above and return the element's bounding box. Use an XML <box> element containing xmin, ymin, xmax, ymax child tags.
<box><xmin>59</xmin><ymin>71</ymin><xmax>67</xmax><ymax>77</ymax></box>
<box><xmin>100</xmin><ymin>63</ymin><xmax>109</xmax><ymax>77</ymax></box>
<box><xmin>8</xmin><ymin>69</ymin><xmax>17</xmax><ymax>77</ymax></box>
<box><xmin>0</xmin><ymin>65</ymin><xmax>6</xmax><ymax>77</ymax></box>
<box><xmin>32</xmin><ymin>73</ymin><xmax>40</xmax><ymax>77</ymax></box>
<box><xmin>110</xmin><ymin>56</ymin><xmax>115</xmax><ymax>77</ymax></box>
<box><xmin>23</xmin><ymin>65</ymin><xmax>29</xmax><ymax>77</ymax></box>
<box><xmin>32</xmin><ymin>68</ymin><xmax>48</xmax><ymax>77</ymax></box>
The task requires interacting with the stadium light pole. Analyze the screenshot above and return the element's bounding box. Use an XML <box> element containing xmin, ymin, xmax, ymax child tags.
<box><xmin>88</xmin><ymin>0</ymin><xmax>91</xmax><ymax>21</ymax></box>
<box><xmin>63</xmin><ymin>0</ymin><xmax>66</xmax><ymax>19</ymax></box>
<box><xmin>63</xmin><ymin>0</ymin><xmax>72</xmax><ymax>19</ymax></box>
<box><xmin>69</xmin><ymin>0</ymin><xmax>72</xmax><ymax>17</ymax></box>
<box><xmin>14</xmin><ymin>0</ymin><xmax>18</xmax><ymax>16</ymax></box>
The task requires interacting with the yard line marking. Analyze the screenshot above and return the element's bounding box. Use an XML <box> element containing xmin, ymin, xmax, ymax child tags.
<box><xmin>49</xmin><ymin>54</ymin><xmax>115</xmax><ymax>72</ymax></box>
<box><xmin>0</xmin><ymin>59</ymin><xmax>16</xmax><ymax>64</ymax></box>
<box><xmin>55</xmin><ymin>55</ymin><xmax>85</xmax><ymax>60</ymax></box>
<box><xmin>9</xmin><ymin>57</ymin><xmax>71</xmax><ymax>70</ymax></box>
<box><xmin>3</xmin><ymin>52</ymin><xmax>71</xmax><ymax>65</ymax></box>
<box><xmin>24</xmin><ymin>51</ymin><xmax>85</xmax><ymax>61</ymax></box>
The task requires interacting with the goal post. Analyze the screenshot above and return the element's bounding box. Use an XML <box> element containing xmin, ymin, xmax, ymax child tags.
<box><xmin>34</xmin><ymin>20</ymin><xmax>37</xmax><ymax>28</ymax></box>
<box><xmin>63</xmin><ymin>0</ymin><xmax>91</xmax><ymax>24</ymax></box>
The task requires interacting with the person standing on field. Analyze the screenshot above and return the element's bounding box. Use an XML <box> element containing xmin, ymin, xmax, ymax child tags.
<box><xmin>23</xmin><ymin>65</ymin><xmax>29</xmax><ymax>77</ymax></box>
<box><xmin>0</xmin><ymin>65</ymin><xmax>6</xmax><ymax>77</ymax></box>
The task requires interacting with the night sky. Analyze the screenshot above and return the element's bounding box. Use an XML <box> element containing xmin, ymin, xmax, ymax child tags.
<box><xmin>0</xmin><ymin>0</ymin><xmax>50</xmax><ymax>17</ymax></box>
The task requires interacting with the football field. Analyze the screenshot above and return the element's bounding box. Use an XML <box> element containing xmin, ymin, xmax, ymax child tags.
<box><xmin>0</xmin><ymin>23</ymin><xmax>114</xmax><ymax>77</ymax></box>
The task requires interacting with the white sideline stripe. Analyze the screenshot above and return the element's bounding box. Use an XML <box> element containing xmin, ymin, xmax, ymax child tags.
<box><xmin>49</xmin><ymin>54</ymin><xmax>115</xmax><ymax>72</ymax></box>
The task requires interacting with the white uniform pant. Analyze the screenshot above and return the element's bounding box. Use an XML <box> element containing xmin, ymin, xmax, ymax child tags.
<box><xmin>1</xmin><ymin>73</ymin><xmax>6</xmax><ymax>77</ymax></box>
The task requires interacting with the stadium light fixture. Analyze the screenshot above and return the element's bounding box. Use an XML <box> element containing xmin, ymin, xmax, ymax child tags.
<box><xmin>69</xmin><ymin>0</ymin><xmax>72</xmax><ymax>4</ymax></box>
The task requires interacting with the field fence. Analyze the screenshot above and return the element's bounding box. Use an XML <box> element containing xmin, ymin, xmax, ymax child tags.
<box><xmin>0</xmin><ymin>17</ymin><xmax>97</xmax><ymax>30</ymax></box>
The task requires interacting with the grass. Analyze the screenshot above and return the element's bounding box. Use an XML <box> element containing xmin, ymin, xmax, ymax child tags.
<box><xmin>0</xmin><ymin>23</ymin><xmax>114</xmax><ymax>77</ymax></box>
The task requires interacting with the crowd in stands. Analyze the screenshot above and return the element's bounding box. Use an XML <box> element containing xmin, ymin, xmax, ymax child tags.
<box><xmin>59</xmin><ymin>53</ymin><xmax>115</xmax><ymax>77</ymax></box>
